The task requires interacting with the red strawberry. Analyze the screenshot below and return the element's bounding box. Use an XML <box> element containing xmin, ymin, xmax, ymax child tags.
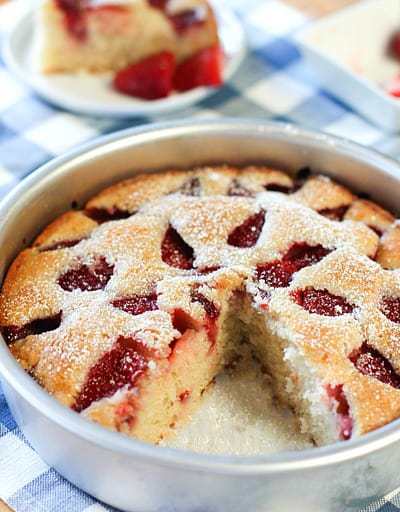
<box><xmin>173</xmin><ymin>45</ymin><xmax>223</xmax><ymax>92</ymax></box>
<box><xmin>148</xmin><ymin>0</ymin><xmax>169</xmax><ymax>9</ymax></box>
<box><xmin>113</xmin><ymin>51</ymin><xmax>175</xmax><ymax>100</ymax></box>
<box><xmin>389</xmin><ymin>31</ymin><xmax>400</xmax><ymax>61</ymax></box>
<box><xmin>387</xmin><ymin>75</ymin><xmax>400</xmax><ymax>98</ymax></box>
<box><xmin>56</xmin><ymin>0</ymin><xmax>88</xmax><ymax>41</ymax></box>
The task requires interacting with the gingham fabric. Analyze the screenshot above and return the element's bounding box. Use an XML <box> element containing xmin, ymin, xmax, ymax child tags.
<box><xmin>1</xmin><ymin>1</ymin><xmax>400</xmax><ymax>511</ymax></box>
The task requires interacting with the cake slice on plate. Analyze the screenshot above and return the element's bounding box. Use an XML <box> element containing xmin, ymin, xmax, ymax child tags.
<box><xmin>38</xmin><ymin>0</ymin><xmax>219</xmax><ymax>74</ymax></box>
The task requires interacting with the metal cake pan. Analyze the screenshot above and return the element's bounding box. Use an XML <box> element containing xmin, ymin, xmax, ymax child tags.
<box><xmin>0</xmin><ymin>119</ymin><xmax>400</xmax><ymax>512</ymax></box>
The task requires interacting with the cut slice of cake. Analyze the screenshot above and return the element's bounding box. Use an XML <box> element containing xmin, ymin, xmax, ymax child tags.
<box><xmin>38</xmin><ymin>0</ymin><xmax>219</xmax><ymax>74</ymax></box>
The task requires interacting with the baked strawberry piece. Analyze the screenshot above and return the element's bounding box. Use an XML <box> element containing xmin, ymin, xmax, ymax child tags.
<box><xmin>389</xmin><ymin>30</ymin><xmax>400</xmax><ymax>61</ymax></box>
<box><xmin>174</xmin><ymin>45</ymin><xmax>223</xmax><ymax>91</ymax></box>
<box><xmin>386</xmin><ymin>31</ymin><xmax>400</xmax><ymax>98</ymax></box>
<box><xmin>113</xmin><ymin>44</ymin><xmax>224</xmax><ymax>99</ymax></box>
<box><xmin>113</xmin><ymin>52</ymin><xmax>175</xmax><ymax>100</ymax></box>
<box><xmin>386</xmin><ymin>75</ymin><xmax>400</xmax><ymax>98</ymax></box>
<box><xmin>55</xmin><ymin>0</ymin><xmax>88</xmax><ymax>42</ymax></box>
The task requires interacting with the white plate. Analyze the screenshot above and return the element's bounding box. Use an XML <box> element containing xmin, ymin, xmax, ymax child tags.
<box><xmin>295</xmin><ymin>0</ymin><xmax>400</xmax><ymax>132</ymax></box>
<box><xmin>3</xmin><ymin>2</ymin><xmax>245</xmax><ymax>118</ymax></box>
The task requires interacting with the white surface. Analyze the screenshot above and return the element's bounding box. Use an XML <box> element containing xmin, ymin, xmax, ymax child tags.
<box><xmin>246</xmin><ymin>0</ymin><xmax>306</xmax><ymax>37</ymax></box>
<box><xmin>84</xmin><ymin>505</ymin><xmax>110</xmax><ymax>512</ymax></box>
<box><xmin>0</xmin><ymin>432</ymin><xmax>48</xmax><ymax>499</ymax></box>
<box><xmin>0</xmin><ymin>166</ymin><xmax>15</xmax><ymax>187</ymax></box>
<box><xmin>296</xmin><ymin>0</ymin><xmax>400</xmax><ymax>132</ymax></box>
<box><xmin>245</xmin><ymin>72</ymin><xmax>314</xmax><ymax>114</ymax></box>
<box><xmin>324</xmin><ymin>113</ymin><xmax>383</xmax><ymax>145</ymax></box>
<box><xmin>3</xmin><ymin>2</ymin><xmax>245</xmax><ymax>118</ymax></box>
<box><xmin>0</xmin><ymin>69</ymin><xmax>26</xmax><ymax>110</ymax></box>
<box><xmin>163</xmin><ymin>348</ymin><xmax>312</xmax><ymax>455</ymax></box>
<box><xmin>24</xmin><ymin>113</ymin><xmax>99</xmax><ymax>153</ymax></box>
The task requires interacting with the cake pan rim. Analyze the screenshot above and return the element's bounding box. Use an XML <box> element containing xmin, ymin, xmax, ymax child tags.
<box><xmin>1</xmin><ymin>118</ymin><xmax>400</xmax><ymax>474</ymax></box>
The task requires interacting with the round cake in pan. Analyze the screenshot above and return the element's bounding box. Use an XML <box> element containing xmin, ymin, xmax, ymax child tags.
<box><xmin>1</xmin><ymin>165</ymin><xmax>400</xmax><ymax>447</ymax></box>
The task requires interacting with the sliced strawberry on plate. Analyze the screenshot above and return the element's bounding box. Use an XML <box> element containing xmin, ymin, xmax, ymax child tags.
<box><xmin>113</xmin><ymin>51</ymin><xmax>176</xmax><ymax>100</ymax></box>
<box><xmin>173</xmin><ymin>45</ymin><xmax>223</xmax><ymax>92</ymax></box>
<box><xmin>386</xmin><ymin>75</ymin><xmax>400</xmax><ymax>98</ymax></box>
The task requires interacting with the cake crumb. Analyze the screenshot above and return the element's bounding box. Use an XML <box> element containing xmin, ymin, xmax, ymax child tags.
<box><xmin>162</xmin><ymin>347</ymin><xmax>312</xmax><ymax>455</ymax></box>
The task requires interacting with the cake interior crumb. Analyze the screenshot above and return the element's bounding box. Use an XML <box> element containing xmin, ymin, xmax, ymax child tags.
<box><xmin>161</xmin><ymin>346</ymin><xmax>313</xmax><ymax>455</ymax></box>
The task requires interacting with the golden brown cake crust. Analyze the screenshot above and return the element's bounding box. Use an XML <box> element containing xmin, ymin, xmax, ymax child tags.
<box><xmin>2</xmin><ymin>165</ymin><xmax>400</xmax><ymax>445</ymax></box>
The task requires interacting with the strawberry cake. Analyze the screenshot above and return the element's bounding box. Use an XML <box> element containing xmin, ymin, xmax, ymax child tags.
<box><xmin>37</xmin><ymin>0</ymin><xmax>223</xmax><ymax>98</ymax></box>
<box><xmin>1</xmin><ymin>166</ymin><xmax>400</xmax><ymax>447</ymax></box>
<box><xmin>39</xmin><ymin>0</ymin><xmax>219</xmax><ymax>73</ymax></box>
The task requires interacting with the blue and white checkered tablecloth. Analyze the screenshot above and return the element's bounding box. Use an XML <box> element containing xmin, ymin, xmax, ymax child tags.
<box><xmin>1</xmin><ymin>0</ymin><xmax>400</xmax><ymax>511</ymax></box>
